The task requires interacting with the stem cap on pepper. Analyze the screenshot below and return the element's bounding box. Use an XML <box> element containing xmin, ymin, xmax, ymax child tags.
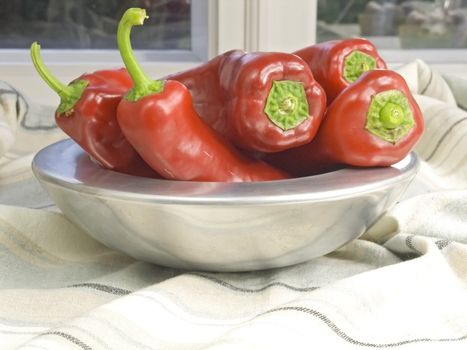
<box><xmin>365</xmin><ymin>89</ymin><xmax>415</xmax><ymax>144</ymax></box>
<box><xmin>343</xmin><ymin>50</ymin><xmax>377</xmax><ymax>84</ymax></box>
<box><xmin>264</xmin><ymin>80</ymin><xmax>309</xmax><ymax>131</ymax></box>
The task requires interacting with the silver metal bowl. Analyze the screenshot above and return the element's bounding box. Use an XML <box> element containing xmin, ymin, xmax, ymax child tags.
<box><xmin>32</xmin><ymin>139</ymin><xmax>419</xmax><ymax>272</ymax></box>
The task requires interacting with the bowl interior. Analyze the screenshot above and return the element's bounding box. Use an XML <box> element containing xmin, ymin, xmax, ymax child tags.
<box><xmin>32</xmin><ymin>139</ymin><xmax>419</xmax><ymax>205</ymax></box>
<box><xmin>31</xmin><ymin>140</ymin><xmax>419</xmax><ymax>271</ymax></box>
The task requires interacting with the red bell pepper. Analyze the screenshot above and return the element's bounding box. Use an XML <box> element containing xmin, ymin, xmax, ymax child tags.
<box><xmin>294</xmin><ymin>38</ymin><xmax>387</xmax><ymax>104</ymax></box>
<box><xmin>116</xmin><ymin>8</ymin><xmax>288</xmax><ymax>182</ymax></box>
<box><xmin>222</xmin><ymin>50</ymin><xmax>327</xmax><ymax>153</ymax></box>
<box><xmin>267</xmin><ymin>69</ymin><xmax>424</xmax><ymax>176</ymax></box>
<box><xmin>30</xmin><ymin>43</ymin><xmax>158</xmax><ymax>178</ymax></box>
<box><xmin>167</xmin><ymin>49</ymin><xmax>327</xmax><ymax>153</ymax></box>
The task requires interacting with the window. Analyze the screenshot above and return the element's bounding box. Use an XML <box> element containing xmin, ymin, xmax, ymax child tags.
<box><xmin>1</xmin><ymin>0</ymin><xmax>464</xmax><ymax>103</ymax></box>
<box><xmin>0</xmin><ymin>0</ymin><xmax>191</xmax><ymax>50</ymax></box>
<box><xmin>0</xmin><ymin>0</ymin><xmax>314</xmax><ymax>91</ymax></box>
<box><xmin>317</xmin><ymin>0</ymin><xmax>467</xmax><ymax>63</ymax></box>
<box><xmin>0</xmin><ymin>0</ymin><xmax>210</xmax><ymax>65</ymax></box>
<box><xmin>0</xmin><ymin>0</ymin><xmax>211</xmax><ymax>102</ymax></box>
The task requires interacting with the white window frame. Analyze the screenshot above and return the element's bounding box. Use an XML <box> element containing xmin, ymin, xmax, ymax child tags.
<box><xmin>215</xmin><ymin>0</ymin><xmax>317</xmax><ymax>53</ymax></box>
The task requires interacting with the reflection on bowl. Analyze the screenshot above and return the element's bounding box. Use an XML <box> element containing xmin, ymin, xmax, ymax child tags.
<box><xmin>32</xmin><ymin>139</ymin><xmax>419</xmax><ymax>272</ymax></box>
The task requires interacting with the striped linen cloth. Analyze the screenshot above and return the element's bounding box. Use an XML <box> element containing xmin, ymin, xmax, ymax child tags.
<box><xmin>0</xmin><ymin>61</ymin><xmax>467</xmax><ymax>349</ymax></box>
<box><xmin>0</xmin><ymin>82</ymin><xmax>65</xmax><ymax>209</ymax></box>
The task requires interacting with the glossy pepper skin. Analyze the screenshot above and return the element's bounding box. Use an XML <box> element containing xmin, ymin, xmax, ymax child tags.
<box><xmin>167</xmin><ymin>50</ymin><xmax>327</xmax><ymax>153</ymax></box>
<box><xmin>267</xmin><ymin>70</ymin><xmax>424</xmax><ymax>177</ymax></box>
<box><xmin>220</xmin><ymin>51</ymin><xmax>327</xmax><ymax>153</ymax></box>
<box><xmin>165</xmin><ymin>53</ymin><xmax>226</xmax><ymax>134</ymax></box>
<box><xmin>116</xmin><ymin>8</ymin><xmax>288</xmax><ymax>182</ymax></box>
<box><xmin>294</xmin><ymin>38</ymin><xmax>387</xmax><ymax>104</ymax></box>
<box><xmin>30</xmin><ymin>43</ymin><xmax>158</xmax><ymax>178</ymax></box>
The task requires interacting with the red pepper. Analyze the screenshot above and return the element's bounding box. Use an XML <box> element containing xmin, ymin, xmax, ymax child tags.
<box><xmin>165</xmin><ymin>53</ymin><xmax>227</xmax><ymax>134</ymax></box>
<box><xmin>294</xmin><ymin>38</ymin><xmax>387</xmax><ymax>104</ymax></box>
<box><xmin>30</xmin><ymin>43</ymin><xmax>158</xmax><ymax>178</ymax></box>
<box><xmin>116</xmin><ymin>8</ymin><xmax>288</xmax><ymax>182</ymax></box>
<box><xmin>167</xmin><ymin>49</ymin><xmax>327</xmax><ymax>153</ymax></box>
<box><xmin>222</xmin><ymin>51</ymin><xmax>327</xmax><ymax>153</ymax></box>
<box><xmin>267</xmin><ymin>70</ymin><xmax>424</xmax><ymax>176</ymax></box>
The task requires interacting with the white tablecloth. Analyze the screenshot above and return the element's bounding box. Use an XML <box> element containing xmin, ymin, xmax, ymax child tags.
<box><xmin>0</xmin><ymin>61</ymin><xmax>466</xmax><ymax>349</ymax></box>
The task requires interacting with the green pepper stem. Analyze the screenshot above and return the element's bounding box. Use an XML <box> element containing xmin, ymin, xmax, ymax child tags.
<box><xmin>30</xmin><ymin>42</ymin><xmax>70</xmax><ymax>99</ymax></box>
<box><xmin>117</xmin><ymin>8</ymin><xmax>163</xmax><ymax>101</ymax></box>
<box><xmin>30</xmin><ymin>42</ymin><xmax>88</xmax><ymax>114</ymax></box>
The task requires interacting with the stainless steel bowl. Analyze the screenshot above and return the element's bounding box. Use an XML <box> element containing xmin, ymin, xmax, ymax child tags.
<box><xmin>32</xmin><ymin>139</ymin><xmax>419</xmax><ymax>272</ymax></box>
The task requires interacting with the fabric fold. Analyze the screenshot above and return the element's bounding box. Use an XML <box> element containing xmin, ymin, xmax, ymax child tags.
<box><xmin>396</xmin><ymin>59</ymin><xmax>457</xmax><ymax>106</ymax></box>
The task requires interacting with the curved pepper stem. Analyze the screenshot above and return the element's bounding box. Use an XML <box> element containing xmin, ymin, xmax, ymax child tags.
<box><xmin>117</xmin><ymin>8</ymin><xmax>163</xmax><ymax>102</ymax></box>
<box><xmin>365</xmin><ymin>89</ymin><xmax>415</xmax><ymax>144</ymax></box>
<box><xmin>264</xmin><ymin>80</ymin><xmax>309</xmax><ymax>131</ymax></box>
<box><xmin>30</xmin><ymin>42</ymin><xmax>88</xmax><ymax>114</ymax></box>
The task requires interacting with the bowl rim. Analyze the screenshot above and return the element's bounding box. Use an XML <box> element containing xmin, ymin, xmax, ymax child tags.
<box><xmin>32</xmin><ymin>139</ymin><xmax>419</xmax><ymax>205</ymax></box>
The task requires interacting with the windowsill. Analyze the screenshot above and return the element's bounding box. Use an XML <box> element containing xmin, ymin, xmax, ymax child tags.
<box><xmin>380</xmin><ymin>49</ymin><xmax>467</xmax><ymax>65</ymax></box>
<box><xmin>388</xmin><ymin>62</ymin><xmax>467</xmax><ymax>77</ymax></box>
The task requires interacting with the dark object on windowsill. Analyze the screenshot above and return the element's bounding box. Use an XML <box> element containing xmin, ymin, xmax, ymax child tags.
<box><xmin>399</xmin><ymin>23</ymin><xmax>467</xmax><ymax>49</ymax></box>
<box><xmin>358</xmin><ymin>1</ymin><xmax>403</xmax><ymax>36</ymax></box>
<box><xmin>398</xmin><ymin>4</ymin><xmax>467</xmax><ymax>49</ymax></box>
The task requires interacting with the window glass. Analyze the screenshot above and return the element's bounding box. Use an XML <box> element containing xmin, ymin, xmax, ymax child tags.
<box><xmin>317</xmin><ymin>0</ymin><xmax>467</xmax><ymax>49</ymax></box>
<box><xmin>0</xmin><ymin>0</ymin><xmax>191</xmax><ymax>50</ymax></box>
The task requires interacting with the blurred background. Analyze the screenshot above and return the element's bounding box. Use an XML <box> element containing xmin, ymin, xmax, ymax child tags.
<box><xmin>0</xmin><ymin>0</ymin><xmax>192</xmax><ymax>49</ymax></box>
<box><xmin>1</xmin><ymin>0</ymin><xmax>466</xmax><ymax>49</ymax></box>
<box><xmin>318</xmin><ymin>0</ymin><xmax>467</xmax><ymax>49</ymax></box>
<box><xmin>0</xmin><ymin>0</ymin><xmax>465</xmax><ymax>103</ymax></box>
